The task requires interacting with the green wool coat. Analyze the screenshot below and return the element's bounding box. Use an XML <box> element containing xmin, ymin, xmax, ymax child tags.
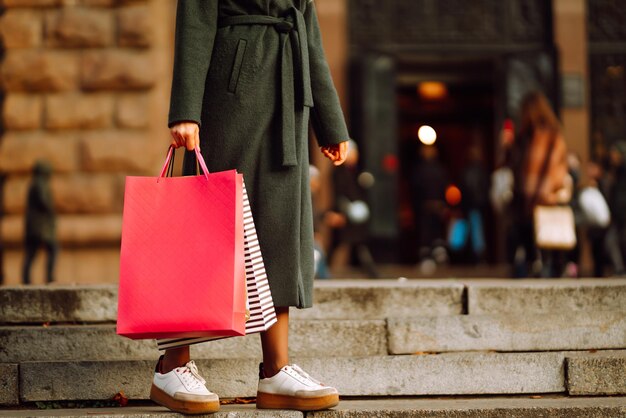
<box><xmin>169</xmin><ymin>0</ymin><xmax>349</xmax><ymax>308</ymax></box>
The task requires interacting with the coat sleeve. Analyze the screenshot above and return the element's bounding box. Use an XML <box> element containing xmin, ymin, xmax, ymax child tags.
<box><xmin>304</xmin><ymin>1</ymin><xmax>350</xmax><ymax>146</ymax></box>
<box><xmin>168</xmin><ymin>1</ymin><xmax>218</xmax><ymax>127</ymax></box>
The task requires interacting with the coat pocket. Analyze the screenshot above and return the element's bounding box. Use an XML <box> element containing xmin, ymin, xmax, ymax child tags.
<box><xmin>228</xmin><ymin>39</ymin><xmax>247</xmax><ymax>94</ymax></box>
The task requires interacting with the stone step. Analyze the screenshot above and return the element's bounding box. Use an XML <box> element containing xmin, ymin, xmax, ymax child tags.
<box><xmin>567</xmin><ymin>350</ymin><xmax>626</xmax><ymax>396</ymax></box>
<box><xmin>467</xmin><ymin>278</ymin><xmax>626</xmax><ymax>314</ymax></box>
<box><xmin>4</xmin><ymin>279</ymin><xmax>626</xmax><ymax>324</ymax></box>
<box><xmin>5</xmin><ymin>351</ymin><xmax>625</xmax><ymax>406</ymax></box>
<box><xmin>387</xmin><ymin>311</ymin><xmax>626</xmax><ymax>354</ymax></box>
<box><xmin>1</xmin><ymin>397</ymin><xmax>625</xmax><ymax>418</ymax></box>
<box><xmin>291</xmin><ymin>280</ymin><xmax>464</xmax><ymax>319</ymax></box>
<box><xmin>0</xmin><ymin>364</ymin><xmax>18</xmax><ymax>406</ymax></box>
<box><xmin>0</xmin><ymin>280</ymin><xmax>465</xmax><ymax>323</ymax></box>
<box><xmin>4</xmin><ymin>310</ymin><xmax>625</xmax><ymax>364</ymax></box>
<box><xmin>313</xmin><ymin>397</ymin><xmax>626</xmax><ymax>418</ymax></box>
<box><xmin>0</xmin><ymin>285</ymin><xmax>118</xmax><ymax>323</ymax></box>
<box><xmin>17</xmin><ymin>352</ymin><xmax>567</xmax><ymax>402</ymax></box>
<box><xmin>0</xmin><ymin>320</ymin><xmax>387</xmax><ymax>363</ymax></box>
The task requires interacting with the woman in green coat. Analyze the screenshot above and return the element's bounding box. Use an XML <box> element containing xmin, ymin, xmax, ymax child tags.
<box><xmin>151</xmin><ymin>0</ymin><xmax>349</xmax><ymax>414</ymax></box>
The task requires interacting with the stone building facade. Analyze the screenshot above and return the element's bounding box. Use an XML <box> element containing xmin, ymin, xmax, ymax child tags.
<box><xmin>0</xmin><ymin>0</ymin><xmax>176</xmax><ymax>284</ymax></box>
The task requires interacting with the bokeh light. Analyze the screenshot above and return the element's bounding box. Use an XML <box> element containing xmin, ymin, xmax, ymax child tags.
<box><xmin>418</xmin><ymin>81</ymin><xmax>448</xmax><ymax>100</ymax></box>
<box><xmin>445</xmin><ymin>184</ymin><xmax>462</xmax><ymax>206</ymax></box>
<box><xmin>418</xmin><ymin>125</ymin><xmax>437</xmax><ymax>145</ymax></box>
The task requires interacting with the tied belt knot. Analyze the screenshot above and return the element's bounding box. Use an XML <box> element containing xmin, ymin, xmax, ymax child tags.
<box><xmin>274</xmin><ymin>20</ymin><xmax>293</xmax><ymax>33</ymax></box>
<box><xmin>218</xmin><ymin>8</ymin><xmax>313</xmax><ymax>167</ymax></box>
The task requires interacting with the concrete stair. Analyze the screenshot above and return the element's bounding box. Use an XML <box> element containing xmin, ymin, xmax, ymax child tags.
<box><xmin>1</xmin><ymin>397</ymin><xmax>626</xmax><ymax>417</ymax></box>
<box><xmin>14</xmin><ymin>352</ymin><xmax>625</xmax><ymax>401</ymax></box>
<box><xmin>1</xmin><ymin>279</ymin><xmax>625</xmax><ymax>414</ymax></box>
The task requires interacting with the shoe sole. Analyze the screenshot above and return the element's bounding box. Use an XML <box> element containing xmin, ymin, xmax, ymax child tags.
<box><xmin>150</xmin><ymin>384</ymin><xmax>220</xmax><ymax>415</ymax></box>
<box><xmin>256</xmin><ymin>391</ymin><xmax>339</xmax><ymax>411</ymax></box>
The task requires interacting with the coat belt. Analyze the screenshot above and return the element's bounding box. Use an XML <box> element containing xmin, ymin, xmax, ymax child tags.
<box><xmin>218</xmin><ymin>8</ymin><xmax>313</xmax><ymax>167</ymax></box>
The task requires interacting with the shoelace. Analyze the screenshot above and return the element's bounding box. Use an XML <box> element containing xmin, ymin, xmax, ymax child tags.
<box><xmin>290</xmin><ymin>364</ymin><xmax>323</xmax><ymax>386</ymax></box>
<box><xmin>178</xmin><ymin>360</ymin><xmax>206</xmax><ymax>388</ymax></box>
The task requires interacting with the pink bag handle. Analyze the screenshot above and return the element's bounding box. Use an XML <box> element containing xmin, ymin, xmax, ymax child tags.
<box><xmin>158</xmin><ymin>146</ymin><xmax>210</xmax><ymax>182</ymax></box>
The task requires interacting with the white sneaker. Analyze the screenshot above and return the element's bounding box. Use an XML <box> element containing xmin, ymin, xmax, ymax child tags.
<box><xmin>150</xmin><ymin>357</ymin><xmax>220</xmax><ymax>414</ymax></box>
<box><xmin>257</xmin><ymin>363</ymin><xmax>339</xmax><ymax>411</ymax></box>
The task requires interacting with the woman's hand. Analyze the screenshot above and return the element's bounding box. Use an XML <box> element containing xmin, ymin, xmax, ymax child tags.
<box><xmin>170</xmin><ymin>122</ymin><xmax>200</xmax><ymax>151</ymax></box>
<box><xmin>321</xmin><ymin>141</ymin><xmax>349</xmax><ymax>166</ymax></box>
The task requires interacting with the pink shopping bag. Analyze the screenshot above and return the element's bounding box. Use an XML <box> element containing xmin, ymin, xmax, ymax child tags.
<box><xmin>117</xmin><ymin>147</ymin><xmax>247</xmax><ymax>340</ymax></box>
<box><xmin>155</xmin><ymin>184</ymin><xmax>278</xmax><ymax>350</ymax></box>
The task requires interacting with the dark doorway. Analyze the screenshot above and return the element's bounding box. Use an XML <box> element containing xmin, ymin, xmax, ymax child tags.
<box><xmin>396</xmin><ymin>56</ymin><xmax>496</xmax><ymax>264</ymax></box>
<box><xmin>347</xmin><ymin>0</ymin><xmax>557</xmax><ymax>273</ymax></box>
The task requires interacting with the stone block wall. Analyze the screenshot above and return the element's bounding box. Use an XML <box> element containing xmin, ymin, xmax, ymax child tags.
<box><xmin>0</xmin><ymin>0</ymin><xmax>175</xmax><ymax>284</ymax></box>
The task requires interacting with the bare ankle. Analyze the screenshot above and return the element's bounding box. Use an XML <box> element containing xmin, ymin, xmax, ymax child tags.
<box><xmin>160</xmin><ymin>348</ymin><xmax>190</xmax><ymax>374</ymax></box>
<box><xmin>261</xmin><ymin>361</ymin><xmax>287</xmax><ymax>378</ymax></box>
<box><xmin>161</xmin><ymin>358</ymin><xmax>181</xmax><ymax>374</ymax></box>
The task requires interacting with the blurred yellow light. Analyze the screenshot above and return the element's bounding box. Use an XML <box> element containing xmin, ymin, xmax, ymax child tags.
<box><xmin>418</xmin><ymin>125</ymin><xmax>437</xmax><ymax>145</ymax></box>
<box><xmin>418</xmin><ymin>82</ymin><xmax>447</xmax><ymax>100</ymax></box>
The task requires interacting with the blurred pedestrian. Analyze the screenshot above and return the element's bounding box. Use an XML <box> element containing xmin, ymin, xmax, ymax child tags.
<box><xmin>310</xmin><ymin>165</ymin><xmax>331</xmax><ymax>279</ymax></box>
<box><xmin>411</xmin><ymin>144</ymin><xmax>449</xmax><ymax>271</ymax></box>
<box><xmin>329</xmin><ymin>140</ymin><xmax>378</xmax><ymax>278</ymax></box>
<box><xmin>22</xmin><ymin>161</ymin><xmax>58</xmax><ymax>285</ymax></box>
<box><xmin>509</xmin><ymin>91</ymin><xmax>569</xmax><ymax>278</ymax></box>
<box><xmin>490</xmin><ymin>119</ymin><xmax>515</xmax><ymax>214</ymax></box>
<box><xmin>564</xmin><ymin>152</ymin><xmax>584</xmax><ymax>277</ymax></box>
<box><xmin>606</xmin><ymin>141</ymin><xmax>626</xmax><ymax>274</ymax></box>
<box><xmin>582</xmin><ymin>160</ymin><xmax>620</xmax><ymax>276</ymax></box>
<box><xmin>459</xmin><ymin>146</ymin><xmax>489</xmax><ymax>263</ymax></box>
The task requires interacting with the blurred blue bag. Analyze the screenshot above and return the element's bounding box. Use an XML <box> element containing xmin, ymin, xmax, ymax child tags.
<box><xmin>448</xmin><ymin>218</ymin><xmax>469</xmax><ymax>251</ymax></box>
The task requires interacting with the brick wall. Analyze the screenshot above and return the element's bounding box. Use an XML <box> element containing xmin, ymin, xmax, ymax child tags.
<box><xmin>0</xmin><ymin>0</ymin><xmax>175</xmax><ymax>284</ymax></box>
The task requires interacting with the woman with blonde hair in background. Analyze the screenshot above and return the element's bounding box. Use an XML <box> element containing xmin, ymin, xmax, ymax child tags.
<box><xmin>509</xmin><ymin>91</ymin><xmax>569</xmax><ymax>278</ymax></box>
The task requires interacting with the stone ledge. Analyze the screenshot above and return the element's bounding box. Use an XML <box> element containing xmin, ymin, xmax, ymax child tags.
<box><xmin>0</xmin><ymin>281</ymin><xmax>464</xmax><ymax>323</ymax></box>
<box><xmin>292</xmin><ymin>280</ymin><xmax>465</xmax><ymax>320</ymax></box>
<box><xmin>2</xmin><ymin>398</ymin><xmax>625</xmax><ymax>417</ymax></box>
<box><xmin>0</xmin><ymin>405</ymin><xmax>302</xmax><ymax>417</ymax></box>
<box><xmin>0</xmin><ymin>285</ymin><xmax>119</xmax><ymax>323</ymax></box>
<box><xmin>467</xmin><ymin>279</ymin><xmax>626</xmax><ymax>314</ymax></box>
<box><xmin>0</xmin><ymin>320</ymin><xmax>387</xmax><ymax>362</ymax></box>
<box><xmin>19</xmin><ymin>352</ymin><xmax>566</xmax><ymax>401</ymax></box>
<box><xmin>388</xmin><ymin>311</ymin><xmax>626</xmax><ymax>354</ymax></box>
<box><xmin>567</xmin><ymin>351</ymin><xmax>626</xmax><ymax>395</ymax></box>
<box><xmin>308</xmin><ymin>397</ymin><xmax>626</xmax><ymax>418</ymax></box>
